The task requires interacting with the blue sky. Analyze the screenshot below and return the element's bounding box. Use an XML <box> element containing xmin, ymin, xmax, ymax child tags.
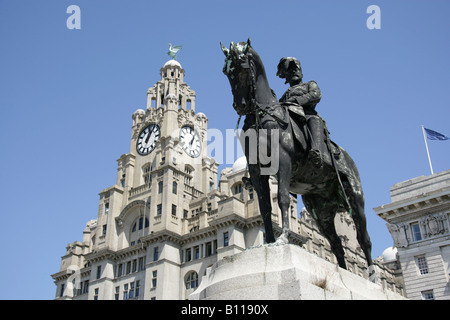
<box><xmin>0</xmin><ymin>0</ymin><xmax>449</xmax><ymax>299</ymax></box>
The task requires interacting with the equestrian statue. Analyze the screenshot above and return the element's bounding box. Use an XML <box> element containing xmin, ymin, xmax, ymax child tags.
<box><xmin>221</xmin><ymin>39</ymin><xmax>374</xmax><ymax>276</ymax></box>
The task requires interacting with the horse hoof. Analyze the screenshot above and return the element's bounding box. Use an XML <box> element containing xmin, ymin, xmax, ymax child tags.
<box><xmin>274</xmin><ymin>233</ymin><xmax>289</xmax><ymax>245</ymax></box>
<box><xmin>368</xmin><ymin>265</ymin><xmax>378</xmax><ymax>283</ymax></box>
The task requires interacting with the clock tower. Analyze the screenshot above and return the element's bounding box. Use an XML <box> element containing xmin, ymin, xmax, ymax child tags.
<box><xmin>118</xmin><ymin>59</ymin><xmax>216</xmax><ymax>237</ymax></box>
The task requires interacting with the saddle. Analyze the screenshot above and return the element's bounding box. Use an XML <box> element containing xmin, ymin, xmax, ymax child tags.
<box><xmin>254</xmin><ymin>102</ymin><xmax>342</xmax><ymax>166</ymax></box>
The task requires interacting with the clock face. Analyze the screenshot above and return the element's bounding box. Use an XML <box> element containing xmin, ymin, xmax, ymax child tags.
<box><xmin>136</xmin><ymin>124</ymin><xmax>160</xmax><ymax>155</ymax></box>
<box><xmin>179</xmin><ymin>126</ymin><xmax>201</xmax><ymax>158</ymax></box>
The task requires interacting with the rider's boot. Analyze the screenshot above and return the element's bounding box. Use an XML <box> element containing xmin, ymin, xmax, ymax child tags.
<box><xmin>307</xmin><ymin>116</ymin><xmax>323</xmax><ymax>168</ymax></box>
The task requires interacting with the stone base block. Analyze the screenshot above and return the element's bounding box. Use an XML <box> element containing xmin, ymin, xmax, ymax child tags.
<box><xmin>189</xmin><ymin>244</ymin><xmax>406</xmax><ymax>300</ymax></box>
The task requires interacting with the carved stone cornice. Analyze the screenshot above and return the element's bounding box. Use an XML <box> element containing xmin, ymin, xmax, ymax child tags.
<box><xmin>84</xmin><ymin>248</ymin><xmax>116</xmax><ymax>264</ymax></box>
<box><xmin>375</xmin><ymin>187</ymin><xmax>450</xmax><ymax>223</ymax></box>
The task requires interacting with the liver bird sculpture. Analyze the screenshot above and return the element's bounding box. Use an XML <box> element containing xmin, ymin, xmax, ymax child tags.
<box><xmin>167</xmin><ymin>43</ymin><xmax>182</xmax><ymax>60</ymax></box>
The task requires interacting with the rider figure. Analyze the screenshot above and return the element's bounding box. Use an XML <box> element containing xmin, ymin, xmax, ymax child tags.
<box><xmin>277</xmin><ymin>57</ymin><xmax>324</xmax><ymax>168</ymax></box>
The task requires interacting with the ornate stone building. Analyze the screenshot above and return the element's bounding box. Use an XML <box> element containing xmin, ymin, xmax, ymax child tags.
<box><xmin>51</xmin><ymin>59</ymin><xmax>403</xmax><ymax>300</ymax></box>
<box><xmin>375</xmin><ymin>169</ymin><xmax>450</xmax><ymax>299</ymax></box>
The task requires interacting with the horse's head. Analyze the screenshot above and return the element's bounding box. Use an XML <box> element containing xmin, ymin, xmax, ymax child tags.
<box><xmin>221</xmin><ymin>38</ymin><xmax>255</xmax><ymax>116</ymax></box>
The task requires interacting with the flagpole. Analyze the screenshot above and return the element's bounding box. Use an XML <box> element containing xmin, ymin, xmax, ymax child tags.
<box><xmin>422</xmin><ymin>125</ymin><xmax>434</xmax><ymax>175</ymax></box>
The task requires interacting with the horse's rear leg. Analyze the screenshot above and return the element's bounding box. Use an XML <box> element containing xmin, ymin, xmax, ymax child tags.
<box><xmin>348</xmin><ymin>189</ymin><xmax>375</xmax><ymax>279</ymax></box>
<box><xmin>303</xmin><ymin>196</ymin><xmax>347</xmax><ymax>269</ymax></box>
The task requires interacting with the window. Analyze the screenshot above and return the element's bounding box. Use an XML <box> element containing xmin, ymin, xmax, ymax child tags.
<box><xmin>153</xmin><ymin>247</ymin><xmax>159</xmax><ymax>261</ymax></box>
<box><xmin>158</xmin><ymin>181</ymin><xmax>163</xmax><ymax>194</ymax></box>
<box><xmin>152</xmin><ymin>271</ymin><xmax>157</xmax><ymax>288</ymax></box>
<box><xmin>416</xmin><ymin>256</ymin><xmax>429</xmax><ymax>275</ymax></box>
<box><xmin>183</xmin><ymin>209</ymin><xmax>188</xmax><ymax>219</ymax></box>
<box><xmin>139</xmin><ymin>217</ymin><xmax>149</xmax><ymax>230</ymax></box>
<box><xmin>249</xmin><ymin>188</ymin><xmax>254</xmax><ymax>200</ymax></box>
<box><xmin>83</xmin><ymin>281</ymin><xmax>89</xmax><ymax>294</ymax></box>
<box><xmin>157</xmin><ymin>204</ymin><xmax>162</xmax><ymax>216</ymax></box>
<box><xmin>123</xmin><ymin>284</ymin><xmax>128</xmax><ymax>300</ymax></box>
<box><xmin>186</xmin><ymin>248</ymin><xmax>192</xmax><ymax>262</ymax></box>
<box><xmin>172</xmin><ymin>204</ymin><xmax>177</xmax><ymax>216</ymax></box>
<box><xmin>102</xmin><ymin>224</ymin><xmax>107</xmax><ymax>236</ymax></box>
<box><xmin>173</xmin><ymin>181</ymin><xmax>177</xmax><ymax>194</ymax></box>
<box><xmin>121</xmin><ymin>174</ymin><xmax>126</xmax><ymax>188</ymax></box>
<box><xmin>206</xmin><ymin>242</ymin><xmax>212</xmax><ymax>257</ymax></box>
<box><xmin>233</xmin><ymin>183</ymin><xmax>242</xmax><ymax>195</ymax></box>
<box><xmin>185</xmin><ymin>272</ymin><xmax>199</xmax><ymax>289</ymax></box>
<box><xmin>194</xmin><ymin>246</ymin><xmax>200</xmax><ymax>260</ymax></box>
<box><xmin>126</xmin><ymin>261</ymin><xmax>131</xmax><ymax>274</ymax></box>
<box><xmin>138</xmin><ymin>257</ymin><xmax>145</xmax><ymax>271</ymax></box>
<box><xmin>136</xmin><ymin>280</ymin><xmax>141</xmax><ymax>297</ymax></box>
<box><xmin>422</xmin><ymin>290</ymin><xmax>434</xmax><ymax>300</ymax></box>
<box><xmin>132</xmin><ymin>217</ymin><xmax>149</xmax><ymax>233</ymax></box>
<box><xmin>132</xmin><ymin>259</ymin><xmax>137</xmax><ymax>273</ymax></box>
<box><xmin>224</xmin><ymin>232</ymin><xmax>229</xmax><ymax>247</ymax></box>
<box><xmin>94</xmin><ymin>288</ymin><xmax>99</xmax><ymax>300</ymax></box>
<box><xmin>129</xmin><ymin>282</ymin><xmax>135</xmax><ymax>299</ymax></box>
<box><xmin>117</xmin><ymin>264</ymin><xmax>123</xmax><ymax>277</ymax></box>
<box><xmin>411</xmin><ymin>222</ymin><xmax>422</xmax><ymax>241</ymax></box>
<box><xmin>105</xmin><ymin>203</ymin><xmax>109</xmax><ymax>215</ymax></box>
<box><xmin>115</xmin><ymin>286</ymin><xmax>119</xmax><ymax>300</ymax></box>
<box><xmin>96</xmin><ymin>265</ymin><xmax>101</xmax><ymax>279</ymax></box>
<box><xmin>59</xmin><ymin>284</ymin><xmax>65</xmax><ymax>297</ymax></box>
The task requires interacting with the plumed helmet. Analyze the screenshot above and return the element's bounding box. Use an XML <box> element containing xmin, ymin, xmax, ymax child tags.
<box><xmin>276</xmin><ymin>57</ymin><xmax>302</xmax><ymax>79</ymax></box>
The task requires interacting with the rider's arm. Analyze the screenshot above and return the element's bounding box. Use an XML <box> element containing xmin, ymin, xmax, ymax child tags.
<box><xmin>295</xmin><ymin>81</ymin><xmax>321</xmax><ymax>106</ymax></box>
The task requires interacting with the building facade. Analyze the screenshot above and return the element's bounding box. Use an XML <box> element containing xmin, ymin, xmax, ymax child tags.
<box><xmin>51</xmin><ymin>60</ymin><xmax>403</xmax><ymax>300</ymax></box>
<box><xmin>375</xmin><ymin>169</ymin><xmax>450</xmax><ymax>300</ymax></box>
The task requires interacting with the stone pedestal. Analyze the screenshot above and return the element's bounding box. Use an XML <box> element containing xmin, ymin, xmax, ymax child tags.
<box><xmin>189</xmin><ymin>244</ymin><xmax>406</xmax><ymax>300</ymax></box>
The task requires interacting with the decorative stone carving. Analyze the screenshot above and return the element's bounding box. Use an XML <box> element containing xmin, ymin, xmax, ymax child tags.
<box><xmin>387</xmin><ymin>223</ymin><xmax>408</xmax><ymax>248</ymax></box>
<box><xmin>421</xmin><ymin>214</ymin><xmax>446</xmax><ymax>238</ymax></box>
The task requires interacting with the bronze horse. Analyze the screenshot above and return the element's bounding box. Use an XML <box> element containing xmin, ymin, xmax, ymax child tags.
<box><xmin>221</xmin><ymin>39</ymin><xmax>374</xmax><ymax>275</ymax></box>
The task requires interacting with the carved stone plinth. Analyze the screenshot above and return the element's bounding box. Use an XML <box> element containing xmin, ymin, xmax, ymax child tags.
<box><xmin>190</xmin><ymin>244</ymin><xmax>406</xmax><ymax>300</ymax></box>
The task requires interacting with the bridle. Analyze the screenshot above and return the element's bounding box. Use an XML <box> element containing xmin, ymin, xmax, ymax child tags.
<box><xmin>225</xmin><ymin>48</ymin><xmax>287</xmax><ymax>131</ymax></box>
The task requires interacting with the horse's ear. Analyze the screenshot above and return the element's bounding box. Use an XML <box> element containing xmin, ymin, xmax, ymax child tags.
<box><xmin>220</xmin><ymin>42</ymin><xmax>229</xmax><ymax>56</ymax></box>
<box><xmin>243</xmin><ymin>38</ymin><xmax>251</xmax><ymax>54</ymax></box>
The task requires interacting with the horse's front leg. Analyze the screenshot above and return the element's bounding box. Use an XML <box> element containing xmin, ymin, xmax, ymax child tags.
<box><xmin>248</xmin><ymin>163</ymin><xmax>275</xmax><ymax>243</ymax></box>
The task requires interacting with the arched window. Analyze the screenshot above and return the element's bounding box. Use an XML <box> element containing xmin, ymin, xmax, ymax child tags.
<box><xmin>185</xmin><ymin>271</ymin><xmax>199</xmax><ymax>289</ymax></box>
<box><xmin>232</xmin><ymin>182</ymin><xmax>243</xmax><ymax>195</ymax></box>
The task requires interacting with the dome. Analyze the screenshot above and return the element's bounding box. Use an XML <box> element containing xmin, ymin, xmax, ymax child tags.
<box><xmin>231</xmin><ymin>156</ymin><xmax>247</xmax><ymax>173</ymax></box>
<box><xmin>382</xmin><ymin>246</ymin><xmax>398</xmax><ymax>263</ymax></box>
<box><xmin>133</xmin><ymin>109</ymin><xmax>145</xmax><ymax>115</ymax></box>
<box><xmin>163</xmin><ymin>59</ymin><xmax>182</xmax><ymax>69</ymax></box>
